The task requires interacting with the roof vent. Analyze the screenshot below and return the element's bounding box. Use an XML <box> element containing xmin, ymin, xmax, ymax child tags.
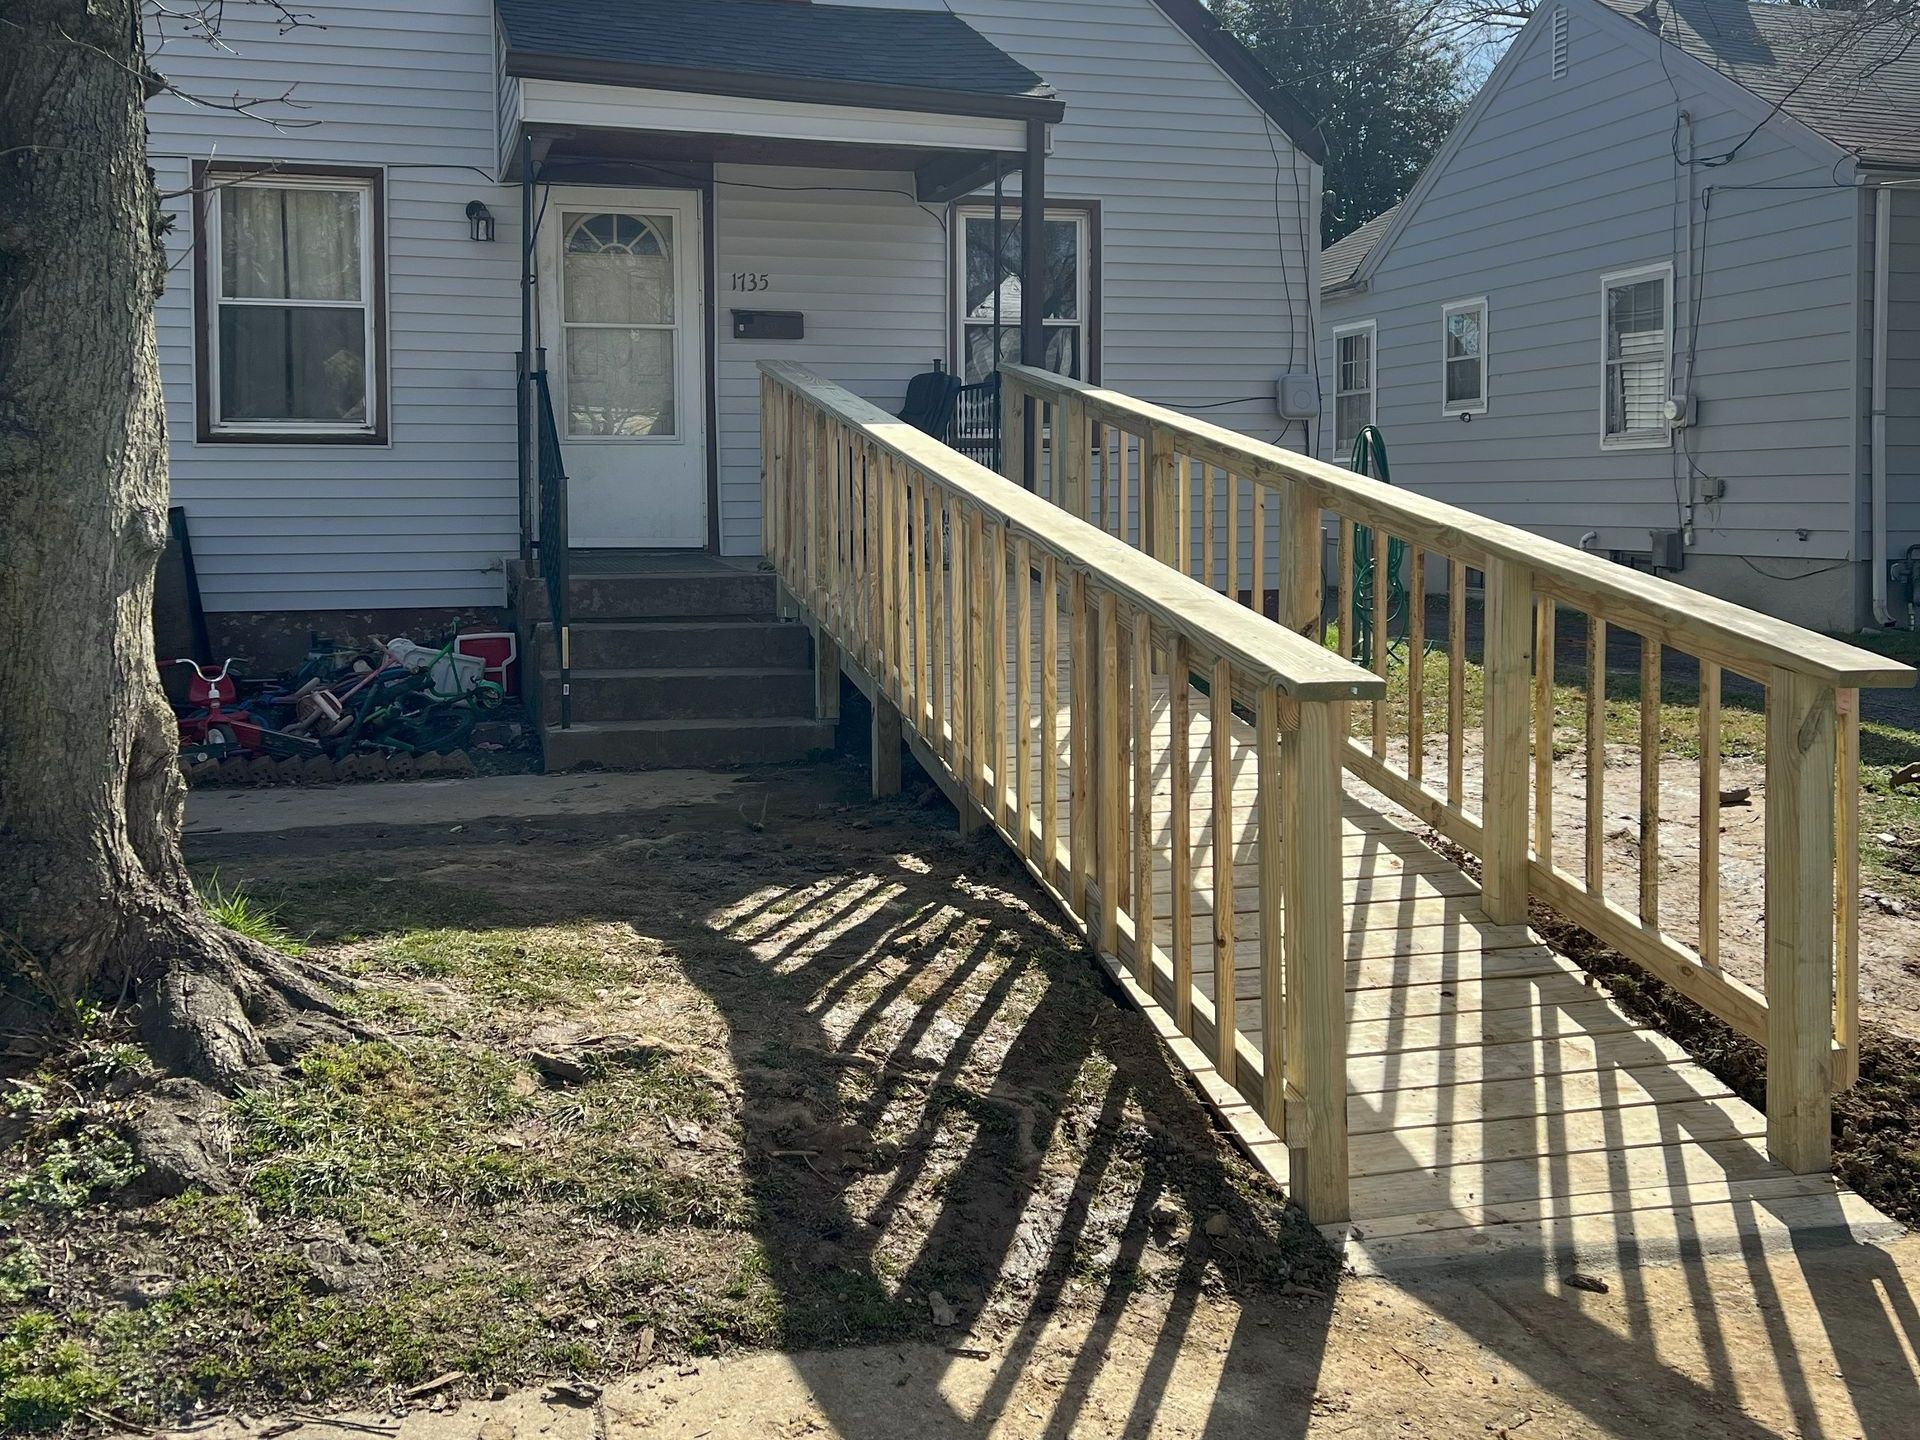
<box><xmin>1552</xmin><ymin>7</ymin><xmax>1570</xmax><ymax>79</ymax></box>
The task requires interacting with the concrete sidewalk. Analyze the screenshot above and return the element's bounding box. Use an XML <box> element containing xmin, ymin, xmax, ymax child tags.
<box><xmin>184</xmin><ymin>771</ymin><xmax>759</xmax><ymax>837</ymax></box>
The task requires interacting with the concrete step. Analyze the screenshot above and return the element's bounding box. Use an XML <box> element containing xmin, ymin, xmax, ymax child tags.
<box><xmin>543</xmin><ymin>666</ymin><xmax>814</xmax><ymax>723</ymax></box>
<box><xmin>522</xmin><ymin>570</ymin><xmax>778</xmax><ymax>623</ymax></box>
<box><xmin>531</xmin><ymin>619</ymin><xmax>810</xmax><ymax>671</ymax></box>
<box><xmin>541</xmin><ymin>717</ymin><xmax>836</xmax><ymax>772</ymax></box>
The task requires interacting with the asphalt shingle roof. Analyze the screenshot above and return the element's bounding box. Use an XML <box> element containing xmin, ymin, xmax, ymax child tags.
<box><xmin>1321</xmin><ymin>204</ymin><xmax>1399</xmax><ymax>292</ymax></box>
<box><xmin>1597</xmin><ymin>0</ymin><xmax>1920</xmax><ymax>168</ymax></box>
<box><xmin>496</xmin><ymin>0</ymin><xmax>1060</xmax><ymax>118</ymax></box>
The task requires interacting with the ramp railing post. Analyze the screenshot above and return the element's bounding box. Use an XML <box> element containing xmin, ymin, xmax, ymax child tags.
<box><xmin>1481</xmin><ymin>557</ymin><xmax>1535</xmax><ymax>925</ymax></box>
<box><xmin>1765</xmin><ymin>666</ymin><xmax>1837</xmax><ymax>1172</ymax></box>
<box><xmin>1284</xmin><ymin>695</ymin><xmax>1349</xmax><ymax>1225</ymax></box>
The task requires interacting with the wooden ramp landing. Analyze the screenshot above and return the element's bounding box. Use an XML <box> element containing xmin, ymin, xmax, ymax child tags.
<box><xmin>865</xmin><ymin>584</ymin><xmax>1900</xmax><ymax>1273</ymax></box>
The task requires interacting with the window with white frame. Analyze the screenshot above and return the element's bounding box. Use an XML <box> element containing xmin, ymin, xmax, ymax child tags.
<box><xmin>1441</xmin><ymin>298</ymin><xmax>1487</xmax><ymax>415</ymax></box>
<box><xmin>954</xmin><ymin>206</ymin><xmax>1092</xmax><ymax>383</ymax></box>
<box><xmin>1601</xmin><ymin>265</ymin><xmax>1672</xmax><ymax>445</ymax></box>
<box><xmin>198</xmin><ymin>165</ymin><xmax>383</xmax><ymax>441</ymax></box>
<box><xmin>1333</xmin><ymin>322</ymin><xmax>1375</xmax><ymax>457</ymax></box>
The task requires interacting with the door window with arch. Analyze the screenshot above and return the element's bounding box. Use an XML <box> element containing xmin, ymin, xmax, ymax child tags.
<box><xmin>561</xmin><ymin>210</ymin><xmax>678</xmax><ymax>438</ymax></box>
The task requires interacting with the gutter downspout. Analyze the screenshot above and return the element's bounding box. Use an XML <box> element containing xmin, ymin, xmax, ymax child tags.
<box><xmin>1872</xmin><ymin>184</ymin><xmax>1894</xmax><ymax>625</ymax></box>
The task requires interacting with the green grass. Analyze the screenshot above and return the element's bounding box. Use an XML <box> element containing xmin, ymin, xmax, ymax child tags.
<box><xmin>371</xmin><ymin>924</ymin><xmax>655</xmax><ymax>1009</ymax></box>
<box><xmin>197</xmin><ymin>874</ymin><xmax>306</xmax><ymax>956</ymax></box>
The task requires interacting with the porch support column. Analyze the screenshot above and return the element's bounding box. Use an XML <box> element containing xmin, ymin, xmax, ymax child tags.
<box><xmin>1020</xmin><ymin>117</ymin><xmax>1047</xmax><ymax>490</ymax></box>
<box><xmin>518</xmin><ymin>130</ymin><xmax>535</xmax><ymax>564</ymax></box>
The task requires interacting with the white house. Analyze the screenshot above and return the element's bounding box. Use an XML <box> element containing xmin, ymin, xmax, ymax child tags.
<box><xmin>1319</xmin><ymin>0</ymin><xmax>1920</xmax><ymax>632</ymax></box>
<box><xmin>145</xmin><ymin>0</ymin><xmax>1323</xmax><ymax>648</ymax></box>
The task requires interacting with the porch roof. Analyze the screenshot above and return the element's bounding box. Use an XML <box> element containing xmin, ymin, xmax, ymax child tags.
<box><xmin>495</xmin><ymin>0</ymin><xmax>1064</xmax><ymax>125</ymax></box>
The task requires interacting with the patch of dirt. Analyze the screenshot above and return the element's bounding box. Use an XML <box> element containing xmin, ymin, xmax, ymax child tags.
<box><xmin>0</xmin><ymin>758</ymin><xmax>1333</xmax><ymax>1430</ymax></box>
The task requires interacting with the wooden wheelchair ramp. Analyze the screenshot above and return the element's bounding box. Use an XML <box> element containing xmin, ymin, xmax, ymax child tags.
<box><xmin>757</xmin><ymin>360</ymin><xmax>1911</xmax><ymax>1269</ymax></box>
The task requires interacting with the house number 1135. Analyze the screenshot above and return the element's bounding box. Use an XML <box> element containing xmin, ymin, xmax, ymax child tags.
<box><xmin>731</xmin><ymin>272</ymin><xmax>771</xmax><ymax>292</ymax></box>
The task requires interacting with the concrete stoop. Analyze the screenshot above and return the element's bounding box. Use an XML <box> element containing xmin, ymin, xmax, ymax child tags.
<box><xmin>511</xmin><ymin>559</ymin><xmax>834</xmax><ymax>773</ymax></box>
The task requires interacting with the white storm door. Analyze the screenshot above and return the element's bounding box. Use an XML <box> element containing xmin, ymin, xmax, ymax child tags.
<box><xmin>539</xmin><ymin>189</ymin><xmax>706</xmax><ymax>548</ymax></box>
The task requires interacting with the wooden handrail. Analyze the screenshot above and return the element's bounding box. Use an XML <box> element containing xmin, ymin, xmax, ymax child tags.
<box><xmin>1002</xmin><ymin>363</ymin><xmax>1912</xmax><ymax>691</ymax></box>
<box><xmin>762</xmin><ymin>362</ymin><xmax>1384</xmax><ymax>707</ymax></box>
<box><xmin>761</xmin><ymin>360</ymin><xmax>1381</xmax><ymax>1223</ymax></box>
<box><xmin>1001</xmin><ymin>360</ymin><xmax>1915</xmax><ymax>1181</ymax></box>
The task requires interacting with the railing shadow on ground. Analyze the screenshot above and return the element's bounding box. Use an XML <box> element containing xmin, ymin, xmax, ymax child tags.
<box><xmin>210</xmin><ymin>761</ymin><xmax>1919</xmax><ymax>1437</ymax></box>
<box><xmin>623</xmin><ymin>788</ymin><xmax>1914</xmax><ymax>1438</ymax></box>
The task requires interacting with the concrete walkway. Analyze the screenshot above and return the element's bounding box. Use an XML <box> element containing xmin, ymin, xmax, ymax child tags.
<box><xmin>185</xmin><ymin>771</ymin><xmax>754</xmax><ymax>837</ymax></box>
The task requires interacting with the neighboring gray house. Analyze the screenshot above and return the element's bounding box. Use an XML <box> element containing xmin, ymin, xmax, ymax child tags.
<box><xmin>145</xmin><ymin>0</ymin><xmax>1324</xmax><ymax>641</ymax></box>
<box><xmin>1319</xmin><ymin>0</ymin><xmax>1920</xmax><ymax>631</ymax></box>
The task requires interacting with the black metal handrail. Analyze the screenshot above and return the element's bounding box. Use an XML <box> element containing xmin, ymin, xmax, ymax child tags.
<box><xmin>947</xmin><ymin>371</ymin><xmax>1001</xmax><ymax>472</ymax></box>
<box><xmin>531</xmin><ymin>365</ymin><xmax>572</xmax><ymax>729</ymax></box>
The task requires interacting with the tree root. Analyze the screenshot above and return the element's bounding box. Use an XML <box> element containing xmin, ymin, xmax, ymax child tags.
<box><xmin>137</xmin><ymin>921</ymin><xmax>364</xmax><ymax>1093</ymax></box>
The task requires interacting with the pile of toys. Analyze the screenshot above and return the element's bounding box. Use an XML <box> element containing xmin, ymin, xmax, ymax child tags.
<box><xmin>172</xmin><ymin>634</ymin><xmax>511</xmax><ymax>786</ymax></box>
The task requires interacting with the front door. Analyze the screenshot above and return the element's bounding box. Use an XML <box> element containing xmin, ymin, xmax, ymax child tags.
<box><xmin>537</xmin><ymin>188</ymin><xmax>706</xmax><ymax>548</ymax></box>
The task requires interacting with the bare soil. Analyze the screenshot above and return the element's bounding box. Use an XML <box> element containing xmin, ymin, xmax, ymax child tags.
<box><xmin>2</xmin><ymin>757</ymin><xmax>1331</xmax><ymax>1430</ymax></box>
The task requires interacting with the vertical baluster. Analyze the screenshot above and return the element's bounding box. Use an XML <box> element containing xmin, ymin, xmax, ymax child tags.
<box><xmin>990</xmin><ymin>521</ymin><xmax>1010</xmax><ymax>831</ymax></box>
<box><xmin>909</xmin><ymin>473</ymin><xmax>926</xmax><ymax>732</ymax></box>
<box><xmin>1069</xmin><ymin>570</ymin><xmax>1093</xmax><ymax>915</ymax></box>
<box><xmin>1097</xmin><ymin>423</ymin><xmax>1111</xmax><ymax>535</ymax></box>
<box><xmin>968</xmin><ymin>509</ymin><xmax>989</xmax><ymax>806</ymax></box>
<box><xmin>1448</xmin><ymin>558</ymin><xmax>1466</xmax><ymax>807</ymax></box>
<box><xmin>1371</xmin><ymin>523</ymin><xmax>1390</xmax><ymax>760</ymax></box>
<box><xmin>1119</xmin><ymin>431</ymin><xmax>1133</xmax><ymax>547</ymax></box>
<box><xmin>1586</xmin><ymin>616</ymin><xmax>1607</xmax><ymax>896</ymax></box>
<box><xmin>1169</xmin><ymin>633</ymin><xmax>1193</xmax><ymax>1033</ymax></box>
<box><xmin>1202</xmin><ymin>463</ymin><xmax>1216</xmax><ymax>590</ymax></box>
<box><xmin>1699</xmin><ymin>659</ymin><xmax>1721</xmax><ymax>967</ymax></box>
<box><xmin>1257</xmin><ymin>684</ymin><xmax>1286</xmax><ymax>1139</ymax></box>
<box><xmin>1042</xmin><ymin>553</ymin><xmax>1061</xmax><ymax>884</ymax></box>
<box><xmin>1251</xmin><ymin>482</ymin><xmax>1267</xmax><ymax>617</ymax></box>
<box><xmin>1337</xmin><ymin>519</ymin><xmax>1355</xmax><ymax>663</ymax></box>
<box><xmin>1835</xmin><ymin>685</ymin><xmax>1861</xmax><ymax>1088</ymax></box>
<box><xmin>1211</xmin><ymin>657</ymin><xmax>1239</xmax><ymax>1089</ymax></box>
<box><xmin>1131</xmin><ymin>613</ymin><xmax>1154</xmax><ymax>987</ymax></box>
<box><xmin>1226</xmin><ymin>472</ymin><xmax>1241</xmax><ymax>604</ymax></box>
<box><xmin>1176</xmin><ymin>455</ymin><xmax>1192</xmax><ymax>578</ymax></box>
<box><xmin>1015</xmin><ymin>536</ymin><xmax>1034</xmax><ymax>858</ymax></box>
<box><xmin>1096</xmin><ymin>593</ymin><xmax>1123</xmax><ymax>954</ymax></box>
<box><xmin>862</xmin><ymin>442</ymin><xmax>876</xmax><ymax>678</ymax></box>
<box><xmin>930</xmin><ymin>486</ymin><xmax>949</xmax><ymax>765</ymax></box>
<box><xmin>891</xmin><ymin>456</ymin><xmax>908</xmax><ymax>701</ymax></box>
<box><xmin>1408</xmin><ymin>549</ymin><xmax>1426</xmax><ymax>785</ymax></box>
<box><xmin>1639</xmin><ymin>635</ymin><xmax>1662</xmax><ymax>924</ymax></box>
<box><xmin>1535</xmin><ymin>598</ymin><xmax>1557</xmax><ymax>869</ymax></box>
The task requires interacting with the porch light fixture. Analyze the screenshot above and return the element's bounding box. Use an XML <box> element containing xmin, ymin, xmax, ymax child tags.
<box><xmin>465</xmin><ymin>200</ymin><xmax>496</xmax><ymax>242</ymax></box>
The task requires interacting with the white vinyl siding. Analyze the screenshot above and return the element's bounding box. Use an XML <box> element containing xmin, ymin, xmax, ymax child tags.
<box><xmin>148</xmin><ymin>0</ymin><xmax>1318</xmax><ymax>589</ymax></box>
<box><xmin>1441</xmin><ymin>297</ymin><xmax>1487</xmax><ymax>416</ymax></box>
<box><xmin>1320</xmin><ymin>0</ymin><xmax>1861</xmax><ymax>606</ymax></box>
<box><xmin>147</xmin><ymin>0</ymin><xmax>520</xmax><ymax>613</ymax></box>
<box><xmin>1333</xmin><ymin>322</ymin><xmax>1375</xmax><ymax>455</ymax></box>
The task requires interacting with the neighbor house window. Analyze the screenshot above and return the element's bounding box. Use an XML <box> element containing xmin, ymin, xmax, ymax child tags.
<box><xmin>1441</xmin><ymin>298</ymin><xmax>1487</xmax><ymax>415</ymax></box>
<box><xmin>1601</xmin><ymin>264</ymin><xmax>1672</xmax><ymax>446</ymax></box>
<box><xmin>954</xmin><ymin>205</ymin><xmax>1095</xmax><ymax>383</ymax></box>
<box><xmin>1333</xmin><ymin>321</ymin><xmax>1375</xmax><ymax>457</ymax></box>
<box><xmin>195</xmin><ymin>163</ymin><xmax>385</xmax><ymax>442</ymax></box>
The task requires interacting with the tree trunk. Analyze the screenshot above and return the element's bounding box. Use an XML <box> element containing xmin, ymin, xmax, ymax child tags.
<box><xmin>0</xmin><ymin>0</ymin><xmax>348</xmax><ymax>1106</ymax></box>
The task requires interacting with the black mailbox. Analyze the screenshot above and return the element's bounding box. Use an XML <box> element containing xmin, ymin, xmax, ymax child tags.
<box><xmin>732</xmin><ymin>309</ymin><xmax>804</xmax><ymax>341</ymax></box>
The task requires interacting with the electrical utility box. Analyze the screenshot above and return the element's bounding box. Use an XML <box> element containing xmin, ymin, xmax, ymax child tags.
<box><xmin>1276</xmin><ymin>373</ymin><xmax>1319</xmax><ymax>420</ymax></box>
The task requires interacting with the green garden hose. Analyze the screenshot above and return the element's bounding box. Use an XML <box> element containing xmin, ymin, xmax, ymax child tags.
<box><xmin>1348</xmin><ymin>426</ymin><xmax>1408</xmax><ymax>668</ymax></box>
